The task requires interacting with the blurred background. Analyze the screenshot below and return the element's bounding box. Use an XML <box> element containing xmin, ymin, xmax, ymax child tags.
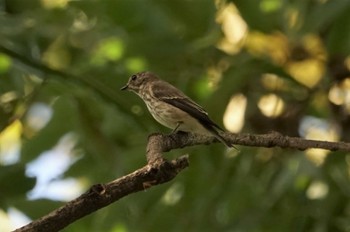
<box><xmin>1</xmin><ymin>0</ymin><xmax>350</xmax><ymax>231</ymax></box>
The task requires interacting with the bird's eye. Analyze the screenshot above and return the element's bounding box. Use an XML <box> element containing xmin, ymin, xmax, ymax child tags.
<box><xmin>131</xmin><ymin>75</ymin><xmax>137</xmax><ymax>81</ymax></box>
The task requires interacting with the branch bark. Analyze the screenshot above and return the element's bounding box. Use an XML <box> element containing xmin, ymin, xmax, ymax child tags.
<box><xmin>13</xmin><ymin>154</ymin><xmax>189</xmax><ymax>232</ymax></box>
<box><xmin>13</xmin><ymin>132</ymin><xmax>350</xmax><ymax>232</ymax></box>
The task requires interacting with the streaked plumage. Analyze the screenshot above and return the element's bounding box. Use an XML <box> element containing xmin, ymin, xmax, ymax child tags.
<box><xmin>121</xmin><ymin>71</ymin><xmax>233</xmax><ymax>147</ymax></box>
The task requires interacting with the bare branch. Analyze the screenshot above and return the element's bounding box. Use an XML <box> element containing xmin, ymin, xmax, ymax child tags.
<box><xmin>13</xmin><ymin>131</ymin><xmax>350</xmax><ymax>232</ymax></box>
<box><xmin>228</xmin><ymin>132</ymin><xmax>350</xmax><ymax>152</ymax></box>
<box><xmin>14</xmin><ymin>154</ymin><xmax>189</xmax><ymax>232</ymax></box>
<box><xmin>148</xmin><ymin>131</ymin><xmax>350</xmax><ymax>153</ymax></box>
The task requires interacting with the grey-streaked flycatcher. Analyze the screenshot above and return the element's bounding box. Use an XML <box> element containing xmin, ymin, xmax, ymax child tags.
<box><xmin>121</xmin><ymin>71</ymin><xmax>233</xmax><ymax>147</ymax></box>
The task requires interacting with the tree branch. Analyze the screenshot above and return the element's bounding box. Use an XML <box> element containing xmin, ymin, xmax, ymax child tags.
<box><xmin>13</xmin><ymin>132</ymin><xmax>350</xmax><ymax>232</ymax></box>
<box><xmin>13</xmin><ymin>154</ymin><xmax>189</xmax><ymax>232</ymax></box>
<box><xmin>227</xmin><ymin>132</ymin><xmax>350</xmax><ymax>152</ymax></box>
<box><xmin>146</xmin><ymin>131</ymin><xmax>350</xmax><ymax>154</ymax></box>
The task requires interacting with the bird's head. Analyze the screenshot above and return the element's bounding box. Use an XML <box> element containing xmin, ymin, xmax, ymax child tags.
<box><xmin>121</xmin><ymin>71</ymin><xmax>158</xmax><ymax>94</ymax></box>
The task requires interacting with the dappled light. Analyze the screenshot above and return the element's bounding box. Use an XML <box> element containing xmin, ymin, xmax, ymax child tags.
<box><xmin>260</xmin><ymin>0</ymin><xmax>282</xmax><ymax>13</ymax></box>
<box><xmin>0</xmin><ymin>120</ymin><xmax>22</xmax><ymax>165</ymax></box>
<box><xmin>0</xmin><ymin>91</ymin><xmax>17</xmax><ymax>111</ymax></box>
<box><xmin>125</xmin><ymin>57</ymin><xmax>147</xmax><ymax>73</ymax></box>
<box><xmin>25</xmin><ymin>103</ymin><xmax>52</xmax><ymax>132</ymax></box>
<box><xmin>0</xmin><ymin>208</ymin><xmax>30</xmax><ymax>232</ymax></box>
<box><xmin>261</xmin><ymin>73</ymin><xmax>287</xmax><ymax>91</ymax></box>
<box><xmin>245</xmin><ymin>31</ymin><xmax>289</xmax><ymax>65</ymax></box>
<box><xmin>1</xmin><ymin>0</ymin><xmax>350</xmax><ymax>231</ymax></box>
<box><xmin>329</xmin><ymin>78</ymin><xmax>350</xmax><ymax>114</ymax></box>
<box><xmin>223</xmin><ymin>93</ymin><xmax>246</xmax><ymax>132</ymax></box>
<box><xmin>42</xmin><ymin>36</ymin><xmax>71</xmax><ymax>70</ymax></box>
<box><xmin>0</xmin><ymin>53</ymin><xmax>11</xmax><ymax>73</ymax></box>
<box><xmin>306</xmin><ymin>180</ymin><xmax>329</xmax><ymax>200</ymax></box>
<box><xmin>346</xmin><ymin>56</ymin><xmax>350</xmax><ymax>70</ymax></box>
<box><xmin>40</xmin><ymin>0</ymin><xmax>68</xmax><ymax>9</ymax></box>
<box><xmin>246</xmin><ymin>32</ymin><xmax>327</xmax><ymax>88</ymax></box>
<box><xmin>258</xmin><ymin>93</ymin><xmax>285</xmax><ymax>118</ymax></box>
<box><xmin>299</xmin><ymin>116</ymin><xmax>340</xmax><ymax>165</ymax></box>
<box><xmin>71</xmin><ymin>11</ymin><xmax>96</xmax><ymax>33</ymax></box>
<box><xmin>286</xmin><ymin>58</ymin><xmax>325</xmax><ymax>88</ymax></box>
<box><xmin>216</xmin><ymin>3</ymin><xmax>247</xmax><ymax>55</ymax></box>
<box><xmin>90</xmin><ymin>37</ymin><xmax>125</xmax><ymax>66</ymax></box>
<box><xmin>26</xmin><ymin>133</ymin><xmax>84</xmax><ymax>201</ymax></box>
<box><xmin>161</xmin><ymin>182</ymin><xmax>184</xmax><ymax>206</ymax></box>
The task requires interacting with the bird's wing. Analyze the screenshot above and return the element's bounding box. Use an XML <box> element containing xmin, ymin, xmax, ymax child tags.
<box><xmin>152</xmin><ymin>80</ymin><xmax>224</xmax><ymax>131</ymax></box>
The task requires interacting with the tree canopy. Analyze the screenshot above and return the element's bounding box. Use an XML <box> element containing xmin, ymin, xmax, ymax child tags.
<box><xmin>1</xmin><ymin>0</ymin><xmax>350</xmax><ymax>231</ymax></box>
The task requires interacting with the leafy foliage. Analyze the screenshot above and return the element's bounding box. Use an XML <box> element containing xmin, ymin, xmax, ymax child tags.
<box><xmin>0</xmin><ymin>0</ymin><xmax>350</xmax><ymax>231</ymax></box>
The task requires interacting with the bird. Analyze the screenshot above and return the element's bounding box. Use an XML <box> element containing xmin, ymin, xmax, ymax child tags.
<box><xmin>120</xmin><ymin>71</ymin><xmax>234</xmax><ymax>147</ymax></box>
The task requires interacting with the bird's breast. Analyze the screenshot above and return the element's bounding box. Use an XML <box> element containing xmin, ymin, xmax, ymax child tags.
<box><xmin>144</xmin><ymin>99</ymin><xmax>209</xmax><ymax>135</ymax></box>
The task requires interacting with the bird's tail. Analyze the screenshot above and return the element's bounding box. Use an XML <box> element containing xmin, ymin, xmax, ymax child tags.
<box><xmin>214</xmin><ymin>132</ymin><xmax>238</xmax><ymax>150</ymax></box>
<box><xmin>206</xmin><ymin>125</ymin><xmax>238</xmax><ymax>149</ymax></box>
<box><xmin>215</xmin><ymin>133</ymin><xmax>233</xmax><ymax>148</ymax></box>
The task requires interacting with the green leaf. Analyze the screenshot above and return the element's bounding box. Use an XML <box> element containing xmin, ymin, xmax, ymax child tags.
<box><xmin>0</xmin><ymin>164</ymin><xmax>35</xmax><ymax>202</ymax></box>
<box><xmin>326</xmin><ymin>4</ymin><xmax>350</xmax><ymax>55</ymax></box>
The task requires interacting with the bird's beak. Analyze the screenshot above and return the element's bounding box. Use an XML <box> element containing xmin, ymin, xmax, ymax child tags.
<box><xmin>120</xmin><ymin>84</ymin><xmax>128</xmax><ymax>90</ymax></box>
